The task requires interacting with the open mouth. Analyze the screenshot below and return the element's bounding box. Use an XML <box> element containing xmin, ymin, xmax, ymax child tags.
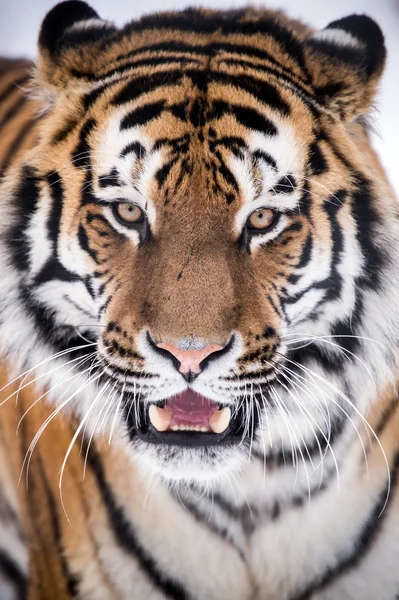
<box><xmin>125</xmin><ymin>389</ymin><xmax>254</xmax><ymax>447</ymax></box>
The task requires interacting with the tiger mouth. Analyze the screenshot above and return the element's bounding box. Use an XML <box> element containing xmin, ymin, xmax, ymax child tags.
<box><xmin>125</xmin><ymin>389</ymin><xmax>255</xmax><ymax>447</ymax></box>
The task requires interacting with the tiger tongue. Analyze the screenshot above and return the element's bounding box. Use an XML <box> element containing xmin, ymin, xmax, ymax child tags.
<box><xmin>168</xmin><ymin>390</ymin><xmax>218</xmax><ymax>425</ymax></box>
<box><xmin>148</xmin><ymin>390</ymin><xmax>231</xmax><ymax>433</ymax></box>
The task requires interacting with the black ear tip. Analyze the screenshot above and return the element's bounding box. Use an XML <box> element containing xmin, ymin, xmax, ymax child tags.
<box><xmin>326</xmin><ymin>14</ymin><xmax>384</xmax><ymax>49</ymax></box>
<box><xmin>39</xmin><ymin>0</ymin><xmax>99</xmax><ymax>54</ymax></box>
<box><xmin>310</xmin><ymin>13</ymin><xmax>386</xmax><ymax>77</ymax></box>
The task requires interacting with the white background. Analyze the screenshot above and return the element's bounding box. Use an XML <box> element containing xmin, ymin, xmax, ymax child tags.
<box><xmin>0</xmin><ymin>0</ymin><xmax>398</xmax><ymax>192</ymax></box>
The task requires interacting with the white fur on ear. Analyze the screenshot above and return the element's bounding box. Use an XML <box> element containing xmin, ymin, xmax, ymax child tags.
<box><xmin>312</xmin><ymin>28</ymin><xmax>366</xmax><ymax>50</ymax></box>
<box><xmin>64</xmin><ymin>17</ymin><xmax>116</xmax><ymax>35</ymax></box>
<box><xmin>307</xmin><ymin>14</ymin><xmax>385</xmax><ymax>77</ymax></box>
<box><xmin>39</xmin><ymin>1</ymin><xmax>116</xmax><ymax>56</ymax></box>
<box><xmin>305</xmin><ymin>14</ymin><xmax>386</xmax><ymax>119</ymax></box>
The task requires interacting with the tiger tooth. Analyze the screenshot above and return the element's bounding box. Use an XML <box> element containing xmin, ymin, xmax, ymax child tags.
<box><xmin>209</xmin><ymin>407</ymin><xmax>231</xmax><ymax>434</ymax></box>
<box><xmin>148</xmin><ymin>405</ymin><xmax>172</xmax><ymax>432</ymax></box>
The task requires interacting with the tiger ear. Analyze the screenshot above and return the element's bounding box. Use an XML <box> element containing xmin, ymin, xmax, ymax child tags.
<box><xmin>304</xmin><ymin>15</ymin><xmax>386</xmax><ymax>120</ymax></box>
<box><xmin>38</xmin><ymin>0</ymin><xmax>117</xmax><ymax>89</ymax></box>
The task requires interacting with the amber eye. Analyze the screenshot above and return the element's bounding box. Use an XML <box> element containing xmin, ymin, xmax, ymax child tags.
<box><xmin>247</xmin><ymin>208</ymin><xmax>278</xmax><ymax>232</ymax></box>
<box><xmin>112</xmin><ymin>202</ymin><xmax>144</xmax><ymax>227</ymax></box>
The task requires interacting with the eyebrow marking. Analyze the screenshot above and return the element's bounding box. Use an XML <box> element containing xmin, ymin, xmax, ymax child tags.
<box><xmin>272</xmin><ymin>175</ymin><xmax>297</xmax><ymax>194</ymax></box>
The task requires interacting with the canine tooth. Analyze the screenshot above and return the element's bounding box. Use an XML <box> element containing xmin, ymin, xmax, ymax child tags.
<box><xmin>209</xmin><ymin>407</ymin><xmax>231</xmax><ymax>434</ymax></box>
<box><xmin>149</xmin><ymin>405</ymin><xmax>171</xmax><ymax>432</ymax></box>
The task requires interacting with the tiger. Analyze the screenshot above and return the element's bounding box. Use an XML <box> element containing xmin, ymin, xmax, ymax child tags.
<box><xmin>0</xmin><ymin>1</ymin><xmax>398</xmax><ymax>598</ymax></box>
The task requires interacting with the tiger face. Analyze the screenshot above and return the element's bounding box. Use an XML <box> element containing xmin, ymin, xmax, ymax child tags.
<box><xmin>2</xmin><ymin>2</ymin><xmax>396</xmax><ymax>483</ymax></box>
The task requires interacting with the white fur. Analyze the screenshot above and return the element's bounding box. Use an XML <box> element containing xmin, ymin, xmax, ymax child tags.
<box><xmin>313</xmin><ymin>28</ymin><xmax>365</xmax><ymax>49</ymax></box>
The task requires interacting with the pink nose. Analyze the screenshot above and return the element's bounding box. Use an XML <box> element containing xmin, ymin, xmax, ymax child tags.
<box><xmin>156</xmin><ymin>341</ymin><xmax>224</xmax><ymax>374</ymax></box>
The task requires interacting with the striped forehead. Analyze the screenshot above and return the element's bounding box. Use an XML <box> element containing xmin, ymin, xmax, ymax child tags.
<box><xmin>92</xmin><ymin>90</ymin><xmax>306</xmax><ymax>214</ymax></box>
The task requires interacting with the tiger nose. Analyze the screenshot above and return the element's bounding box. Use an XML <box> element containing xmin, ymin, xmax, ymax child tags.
<box><xmin>156</xmin><ymin>341</ymin><xmax>224</xmax><ymax>376</ymax></box>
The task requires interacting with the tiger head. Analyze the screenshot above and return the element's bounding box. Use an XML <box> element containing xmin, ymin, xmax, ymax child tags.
<box><xmin>1</xmin><ymin>1</ymin><xmax>398</xmax><ymax>483</ymax></box>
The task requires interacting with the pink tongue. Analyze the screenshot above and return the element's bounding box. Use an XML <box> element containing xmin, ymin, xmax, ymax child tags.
<box><xmin>167</xmin><ymin>389</ymin><xmax>218</xmax><ymax>426</ymax></box>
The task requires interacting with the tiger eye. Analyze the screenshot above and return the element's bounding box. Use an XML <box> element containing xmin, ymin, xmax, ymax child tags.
<box><xmin>113</xmin><ymin>202</ymin><xmax>143</xmax><ymax>225</ymax></box>
<box><xmin>247</xmin><ymin>208</ymin><xmax>278</xmax><ymax>231</ymax></box>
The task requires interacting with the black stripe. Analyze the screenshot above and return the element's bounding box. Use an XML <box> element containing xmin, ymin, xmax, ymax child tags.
<box><xmin>214</xmin><ymin>150</ymin><xmax>239</xmax><ymax>192</ymax></box>
<box><xmin>93</xmin><ymin>268</ymin><xmax>112</xmax><ymax>292</ymax></box>
<box><xmin>218</xmin><ymin>58</ymin><xmax>314</xmax><ymax>110</ymax></box>
<box><xmin>7</xmin><ymin>166</ymin><xmax>41</xmax><ymax>271</ymax></box>
<box><xmin>328</xmin><ymin>317</ymin><xmax>361</xmax><ymax>357</ymax></box>
<box><xmin>351</xmin><ymin>174</ymin><xmax>385</xmax><ymax>289</ymax></box>
<box><xmin>173</xmin><ymin>491</ymin><xmax>242</xmax><ymax>552</ymax></box>
<box><xmin>98</xmin><ymin>167</ymin><xmax>121</xmax><ymax>188</ymax></box>
<box><xmin>78</xmin><ymin>224</ymin><xmax>101</xmax><ymax>264</ymax></box>
<box><xmin>210</xmin><ymin>135</ymin><xmax>246</xmax><ymax>153</ymax></box>
<box><xmin>0</xmin><ymin>75</ymin><xmax>28</xmax><ymax>105</ymax></box>
<box><xmin>87</xmin><ymin>446</ymin><xmax>190</xmax><ymax>600</ymax></box>
<box><xmin>46</xmin><ymin>172</ymin><xmax>63</xmax><ymax>246</ymax></box>
<box><xmin>82</xmin><ymin>77</ymin><xmax>130</xmax><ymax>111</ymax></box>
<box><xmin>39</xmin><ymin>460</ymin><xmax>79</xmax><ymax>598</ymax></box>
<box><xmin>253</xmin><ymin>149</ymin><xmax>277</xmax><ymax>171</ymax></box>
<box><xmin>155</xmin><ymin>156</ymin><xmax>179</xmax><ymax>187</ymax></box>
<box><xmin>102</xmin><ymin>361</ymin><xmax>154</xmax><ymax>380</ymax></box>
<box><xmin>78</xmin><ymin>57</ymin><xmax>292</xmax><ymax>116</ymax></box>
<box><xmin>121</xmin><ymin>100</ymin><xmax>165</xmax><ymax>130</ymax></box>
<box><xmin>115</xmin><ymin>39</ymin><xmax>209</xmax><ymax>61</ymax></box>
<box><xmin>51</xmin><ymin>117</ymin><xmax>79</xmax><ymax>145</ymax></box>
<box><xmin>0</xmin><ymin>549</ymin><xmax>27</xmax><ymax>599</ymax></box>
<box><xmin>18</xmin><ymin>284</ymin><xmax>61</xmax><ymax>346</ymax></box>
<box><xmin>321</xmin><ymin>190</ymin><xmax>346</xmax><ymax>302</ymax></box>
<box><xmin>34</xmin><ymin>260</ymin><xmax>79</xmax><ymax>286</ymax></box>
<box><xmin>318</xmin><ymin>130</ymin><xmax>353</xmax><ymax>172</ymax></box>
<box><xmin>120</xmin><ymin>141</ymin><xmax>146</xmax><ymax>159</ymax></box>
<box><xmin>0</xmin><ymin>119</ymin><xmax>35</xmax><ymax>175</ymax></box>
<box><xmin>291</xmin><ymin>451</ymin><xmax>399</xmax><ymax>600</ymax></box>
<box><xmin>211</xmin><ymin>100</ymin><xmax>277</xmax><ymax>136</ymax></box>
<box><xmin>112</xmin><ymin>71</ymin><xmax>184</xmax><ymax>106</ymax></box>
<box><xmin>73</xmin><ymin>118</ymin><xmax>96</xmax><ymax>168</ymax></box>
<box><xmin>117</xmin><ymin>41</ymin><xmax>311</xmax><ymax>95</ymax></box>
<box><xmin>73</xmin><ymin>55</ymin><xmax>202</xmax><ymax>81</ymax></box>
<box><xmin>256</xmin><ymin>404</ymin><xmax>346</xmax><ymax>468</ymax></box>
<box><xmin>283</xmin><ymin>190</ymin><xmax>346</xmax><ymax>335</ymax></box>
<box><xmin>308</xmin><ymin>139</ymin><xmax>328</xmax><ymax>176</ymax></box>
<box><xmin>273</xmin><ymin>175</ymin><xmax>297</xmax><ymax>194</ymax></box>
<box><xmin>33</xmin><ymin>172</ymin><xmax>81</xmax><ymax>286</ymax></box>
<box><xmin>0</xmin><ymin>95</ymin><xmax>26</xmax><ymax>131</ymax></box>
<box><xmin>115</xmin><ymin>39</ymin><xmax>308</xmax><ymax>86</ymax></box>
<box><xmin>121</xmin><ymin>10</ymin><xmax>308</xmax><ymax>77</ymax></box>
<box><xmin>295</xmin><ymin>234</ymin><xmax>312</xmax><ymax>269</ymax></box>
<box><xmin>110</xmin><ymin>66</ymin><xmax>294</xmax><ymax>120</ymax></box>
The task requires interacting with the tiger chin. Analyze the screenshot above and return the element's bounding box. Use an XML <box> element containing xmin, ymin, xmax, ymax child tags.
<box><xmin>0</xmin><ymin>2</ymin><xmax>399</xmax><ymax>599</ymax></box>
